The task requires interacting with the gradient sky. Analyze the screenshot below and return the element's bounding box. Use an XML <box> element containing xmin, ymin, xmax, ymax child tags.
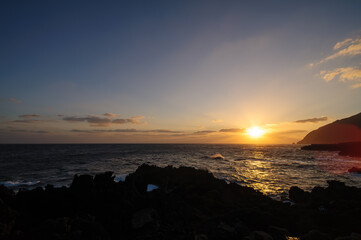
<box><xmin>1</xmin><ymin>0</ymin><xmax>361</xmax><ymax>143</ymax></box>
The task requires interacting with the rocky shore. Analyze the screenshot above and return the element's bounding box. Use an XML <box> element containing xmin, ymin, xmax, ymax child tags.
<box><xmin>301</xmin><ymin>142</ymin><xmax>361</xmax><ymax>157</ymax></box>
<box><xmin>1</xmin><ymin>164</ymin><xmax>361</xmax><ymax>240</ymax></box>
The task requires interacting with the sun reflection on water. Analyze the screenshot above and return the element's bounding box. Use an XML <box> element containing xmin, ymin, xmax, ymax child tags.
<box><xmin>233</xmin><ymin>150</ymin><xmax>284</xmax><ymax>197</ymax></box>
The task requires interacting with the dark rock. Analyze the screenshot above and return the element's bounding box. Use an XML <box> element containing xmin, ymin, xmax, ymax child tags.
<box><xmin>94</xmin><ymin>171</ymin><xmax>114</xmax><ymax>188</ymax></box>
<box><xmin>218</xmin><ymin>221</ymin><xmax>235</xmax><ymax>233</ymax></box>
<box><xmin>194</xmin><ymin>233</ymin><xmax>208</xmax><ymax>240</ymax></box>
<box><xmin>267</xmin><ymin>226</ymin><xmax>289</xmax><ymax>240</ymax></box>
<box><xmin>335</xmin><ymin>233</ymin><xmax>361</xmax><ymax>240</ymax></box>
<box><xmin>131</xmin><ymin>208</ymin><xmax>158</xmax><ymax>229</ymax></box>
<box><xmin>70</xmin><ymin>174</ymin><xmax>94</xmax><ymax>192</ymax></box>
<box><xmin>0</xmin><ymin>164</ymin><xmax>361</xmax><ymax>239</ymax></box>
<box><xmin>351</xmin><ymin>233</ymin><xmax>361</xmax><ymax>240</ymax></box>
<box><xmin>0</xmin><ymin>185</ymin><xmax>15</xmax><ymax>205</ymax></box>
<box><xmin>301</xmin><ymin>142</ymin><xmax>361</xmax><ymax>157</ymax></box>
<box><xmin>348</xmin><ymin>167</ymin><xmax>361</xmax><ymax>174</ymax></box>
<box><xmin>250</xmin><ymin>230</ymin><xmax>274</xmax><ymax>240</ymax></box>
<box><xmin>301</xmin><ymin>230</ymin><xmax>332</xmax><ymax>240</ymax></box>
<box><xmin>289</xmin><ymin>186</ymin><xmax>309</xmax><ymax>203</ymax></box>
<box><xmin>327</xmin><ymin>180</ymin><xmax>346</xmax><ymax>189</ymax></box>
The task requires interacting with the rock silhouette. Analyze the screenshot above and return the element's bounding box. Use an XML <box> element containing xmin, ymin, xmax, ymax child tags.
<box><xmin>301</xmin><ymin>142</ymin><xmax>361</xmax><ymax>157</ymax></box>
<box><xmin>0</xmin><ymin>164</ymin><xmax>361</xmax><ymax>239</ymax></box>
<box><xmin>298</xmin><ymin>112</ymin><xmax>361</xmax><ymax>144</ymax></box>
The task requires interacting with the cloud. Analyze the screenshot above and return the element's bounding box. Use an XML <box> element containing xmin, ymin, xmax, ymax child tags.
<box><xmin>19</xmin><ymin>114</ymin><xmax>42</xmax><ymax>119</ymax></box>
<box><xmin>219</xmin><ymin>128</ymin><xmax>245</xmax><ymax>133</ymax></box>
<box><xmin>63</xmin><ymin>116</ymin><xmax>111</xmax><ymax>126</ymax></box>
<box><xmin>316</xmin><ymin>37</ymin><xmax>361</xmax><ymax>89</ymax></box>
<box><xmin>104</xmin><ymin>113</ymin><xmax>119</xmax><ymax>117</ymax></box>
<box><xmin>11</xmin><ymin>119</ymin><xmax>41</xmax><ymax>124</ymax></box>
<box><xmin>71</xmin><ymin>129</ymin><xmax>183</xmax><ymax>134</ymax></box>
<box><xmin>112</xmin><ymin>116</ymin><xmax>144</xmax><ymax>125</ymax></box>
<box><xmin>279</xmin><ymin>130</ymin><xmax>308</xmax><ymax>134</ymax></box>
<box><xmin>320</xmin><ymin>38</ymin><xmax>361</xmax><ymax>63</ymax></box>
<box><xmin>63</xmin><ymin>115</ymin><xmax>144</xmax><ymax>127</ymax></box>
<box><xmin>57</xmin><ymin>114</ymin><xmax>64</xmax><ymax>117</ymax></box>
<box><xmin>351</xmin><ymin>82</ymin><xmax>361</xmax><ymax>89</ymax></box>
<box><xmin>320</xmin><ymin>67</ymin><xmax>361</xmax><ymax>87</ymax></box>
<box><xmin>6</xmin><ymin>114</ymin><xmax>55</xmax><ymax>124</ymax></box>
<box><xmin>333</xmin><ymin>38</ymin><xmax>354</xmax><ymax>50</ymax></box>
<box><xmin>193</xmin><ymin>130</ymin><xmax>217</xmax><ymax>135</ymax></box>
<box><xmin>8</xmin><ymin>119</ymin><xmax>55</xmax><ymax>124</ymax></box>
<box><xmin>269</xmin><ymin>129</ymin><xmax>308</xmax><ymax>136</ymax></box>
<box><xmin>10</xmin><ymin>129</ymin><xmax>48</xmax><ymax>134</ymax></box>
<box><xmin>294</xmin><ymin>116</ymin><xmax>328</xmax><ymax>123</ymax></box>
<box><xmin>9</xmin><ymin>98</ymin><xmax>21</xmax><ymax>103</ymax></box>
<box><xmin>144</xmin><ymin>129</ymin><xmax>182</xmax><ymax>133</ymax></box>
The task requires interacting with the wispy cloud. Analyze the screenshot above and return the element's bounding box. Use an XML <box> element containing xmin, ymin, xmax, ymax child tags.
<box><xmin>112</xmin><ymin>116</ymin><xmax>144</xmax><ymax>125</ymax></box>
<box><xmin>71</xmin><ymin>129</ymin><xmax>183</xmax><ymax>134</ymax></box>
<box><xmin>315</xmin><ymin>37</ymin><xmax>361</xmax><ymax>89</ymax></box>
<box><xmin>219</xmin><ymin>128</ymin><xmax>245</xmax><ymax>133</ymax></box>
<box><xmin>320</xmin><ymin>67</ymin><xmax>361</xmax><ymax>87</ymax></box>
<box><xmin>193</xmin><ymin>130</ymin><xmax>217</xmax><ymax>135</ymax></box>
<box><xmin>10</xmin><ymin>129</ymin><xmax>48</xmax><ymax>134</ymax></box>
<box><xmin>269</xmin><ymin>129</ymin><xmax>308</xmax><ymax>136</ymax></box>
<box><xmin>63</xmin><ymin>116</ymin><xmax>111</xmax><ymax>126</ymax></box>
<box><xmin>103</xmin><ymin>113</ymin><xmax>119</xmax><ymax>117</ymax></box>
<box><xmin>11</xmin><ymin>119</ymin><xmax>42</xmax><ymax>124</ymax></box>
<box><xmin>294</xmin><ymin>116</ymin><xmax>328</xmax><ymax>123</ymax></box>
<box><xmin>333</xmin><ymin>38</ymin><xmax>354</xmax><ymax>50</ymax></box>
<box><xmin>320</xmin><ymin>38</ymin><xmax>361</xmax><ymax>63</ymax></box>
<box><xmin>63</xmin><ymin>115</ymin><xmax>145</xmax><ymax>127</ymax></box>
<box><xmin>351</xmin><ymin>82</ymin><xmax>361</xmax><ymax>89</ymax></box>
<box><xmin>9</xmin><ymin>98</ymin><xmax>22</xmax><ymax>103</ymax></box>
<box><xmin>19</xmin><ymin>114</ymin><xmax>42</xmax><ymax>119</ymax></box>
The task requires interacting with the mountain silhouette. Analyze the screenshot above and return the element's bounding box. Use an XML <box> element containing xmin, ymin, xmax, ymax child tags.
<box><xmin>298</xmin><ymin>112</ymin><xmax>361</xmax><ymax>144</ymax></box>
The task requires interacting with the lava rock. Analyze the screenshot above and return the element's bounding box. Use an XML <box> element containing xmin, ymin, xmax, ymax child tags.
<box><xmin>289</xmin><ymin>186</ymin><xmax>309</xmax><ymax>203</ymax></box>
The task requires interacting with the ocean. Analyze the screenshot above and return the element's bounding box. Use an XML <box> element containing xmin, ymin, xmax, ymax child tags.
<box><xmin>1</xmin><ymin>144</ymin><xmax>361</xmax><ymax>200</ymax></box>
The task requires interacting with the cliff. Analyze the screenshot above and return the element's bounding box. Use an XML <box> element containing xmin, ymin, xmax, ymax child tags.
<box><xmin>298</xmin><ymin>112</ymin><xmax>361</xmax><ymax>144</ymax></box>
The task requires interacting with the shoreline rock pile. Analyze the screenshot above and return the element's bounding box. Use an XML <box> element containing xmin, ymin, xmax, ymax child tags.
<box><xmin>301</xmin><ymin>142</ymin><xmax>361</xmax><ymax>158</ymax></box>
<box><xmin>1</xmin><ymin>164</ymin><xmax>361</xmax><ymax>239</ymax></box>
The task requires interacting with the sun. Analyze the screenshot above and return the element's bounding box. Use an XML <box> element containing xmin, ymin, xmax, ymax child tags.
<box><xmin>246</xmin><ymin>126</ymin><xmax>265</xmax><ymax>138</ymax></box>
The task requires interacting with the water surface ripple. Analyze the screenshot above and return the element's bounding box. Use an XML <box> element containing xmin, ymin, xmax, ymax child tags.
<box><xmin>1</xmin><ymin>144</ymin><xmax>361</xmax><ymax>199</ymax></box>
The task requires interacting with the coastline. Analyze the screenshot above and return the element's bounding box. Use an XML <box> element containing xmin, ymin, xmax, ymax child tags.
<box><xmin>301</xmin><ymin>142</ymin><xmax>361</xmax><ymax>158</ymax></box>
<box><xmin>1</xmin><ymin>164</ymin><xmax>361</xmax><ymax>240</ymax></box>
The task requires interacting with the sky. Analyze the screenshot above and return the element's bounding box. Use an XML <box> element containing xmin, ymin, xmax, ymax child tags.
<box><xmin>1</xmin><ymin>0</ymin><xmax>361</xmax><ymax>143</ymax></box>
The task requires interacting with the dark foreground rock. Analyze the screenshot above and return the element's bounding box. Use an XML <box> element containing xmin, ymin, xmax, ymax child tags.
<box><xmin>348</xmin><ymin>167</ymin><xmax>361</xmax><ymax>174</ymax></box>
<box><xmin>1</xmin><ymin>164</ymin><xmax>361</xmax><ymax>240</ymax></box>
<box><xmin>301</xmin><ymin>142</ymin><xmax>361</xmax><ymax>157</ymax></box>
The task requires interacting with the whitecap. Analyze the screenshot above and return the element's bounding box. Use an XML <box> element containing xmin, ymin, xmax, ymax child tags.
<box><xmin>210</xmin><ymin>153</ymin><xmax>225</xmax><ymax>160</ymax></box>
<box><xmin>0</xmin><ymin>180</ymin><xmax>40</xmax><ymax>188</ymax></box>
<box><xmin>146</xmin><ymin>184</ymin><xmax>159</xmax><ymax>192</ymax></box>
<box><xmin>114</xmin><ymin>174</ymin><xmax>129</xmax><ymax>182</ymax></box>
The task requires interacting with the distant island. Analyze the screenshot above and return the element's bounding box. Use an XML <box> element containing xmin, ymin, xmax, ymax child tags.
<box><xmin>298</xmin><ymin>112</ymin><xmax>361</xmax><ymax>144</ymax></box>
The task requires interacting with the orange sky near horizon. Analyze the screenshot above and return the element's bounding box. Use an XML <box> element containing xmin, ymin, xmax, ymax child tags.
<box><xmin>1</xmin><ymin>1</ymin><xmax>361</xmax><ymax>144</ymax></box>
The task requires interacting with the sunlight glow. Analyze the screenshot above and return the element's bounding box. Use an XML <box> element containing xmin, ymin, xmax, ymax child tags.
<box><xmin>246</xmin><ymin>126</ymin><xmax>265</xmax><ymax>138</ymax></box>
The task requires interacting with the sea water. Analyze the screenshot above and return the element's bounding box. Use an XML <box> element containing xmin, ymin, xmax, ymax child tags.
<box><xmin>1</xmin><ymin>144</ymin><xmax>361</xmax><ymax>200</ymax></box>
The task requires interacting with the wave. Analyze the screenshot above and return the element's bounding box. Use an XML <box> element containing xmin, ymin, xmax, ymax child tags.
<box><xmin>209</xmin><ymin>153</ymin><xmax>225</xmax><ymax>160</ymax></box>
<box><xmin>114</xmin><ymin>174</ymin><xmax>129</xmax><ymax>182</ymax></box>
<box><xmin>0</xmin><ymin>180</ymin><xmax>40</xmax><ymax>188</ymax></box>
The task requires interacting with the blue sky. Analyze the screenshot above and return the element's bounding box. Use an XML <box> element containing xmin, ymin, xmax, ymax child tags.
<box><xmin>1</xmin><ymin>0</ymin><xmax>361</xmax><ymax>143</ymax></box>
